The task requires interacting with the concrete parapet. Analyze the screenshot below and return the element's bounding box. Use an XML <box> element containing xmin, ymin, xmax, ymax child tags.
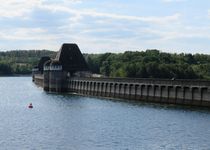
<box><xmin>67</xmin><ymin>77</ymin><xmax>210</xmax><ymax>108</ymax></box>
<box><xmin>33</xmin><ymin>75</ymin><xmax>210</xmax><ymax>108</ymax></box>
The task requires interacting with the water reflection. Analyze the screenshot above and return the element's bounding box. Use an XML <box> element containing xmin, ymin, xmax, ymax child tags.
<box><xmin>0</xmin><ymin>77</ymin><xmax>209</xmax><ymax>150</ymax></box>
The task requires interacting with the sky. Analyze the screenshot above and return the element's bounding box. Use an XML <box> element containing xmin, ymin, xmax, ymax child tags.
<box><xmin>0</xmin><ymin>0</ymin><xmax>210</xmax><ymax>54</ymax></box>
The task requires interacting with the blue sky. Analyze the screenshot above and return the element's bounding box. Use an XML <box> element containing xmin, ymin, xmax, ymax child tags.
<box><xmin>0</xmin><ymin>0</ymin><xmax>210</xmax><ymax>54</ymax></box>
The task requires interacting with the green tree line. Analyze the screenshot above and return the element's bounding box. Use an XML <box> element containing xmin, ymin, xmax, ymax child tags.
<box><xmin>0</xmin><ymin>49</ymin><xmax>210</xmax><ymax>80</ymax></box>
<box><xmin>85</xmin><ymin>50</ymin><xmax>210</xmax><ymax>80</ymax></box>
<box><xmin>0</xmin><ymin>50</ymin><xmax>56</xmax><ymax>75</ymax></box>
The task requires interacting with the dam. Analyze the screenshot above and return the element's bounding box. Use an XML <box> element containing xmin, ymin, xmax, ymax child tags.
<box><xmin>32</xmin><ymin>43</ymin><xmax>210</xmax><ymax>108</ymax></box>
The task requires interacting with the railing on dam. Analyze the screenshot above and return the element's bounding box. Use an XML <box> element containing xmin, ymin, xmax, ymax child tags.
<box><xmin>69</xmin><ymin>77</ymin><xmax>210</xmax><ymax>87</ymax></box>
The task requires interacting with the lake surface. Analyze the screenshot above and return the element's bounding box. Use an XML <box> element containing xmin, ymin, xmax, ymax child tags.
<box><xmin>0</xmin><ymin>77</ymin><xmax>210</xmax><ymax>150</ymax></box>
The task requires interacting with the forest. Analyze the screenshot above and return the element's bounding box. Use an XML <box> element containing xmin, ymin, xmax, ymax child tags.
<box><xmin>85</xmin><ymin>50</ymin><xmax>210</xmax><ymax>80</ymax></box>
<box><xmin>0</xmin><ymin>49</ymin><xmax>210</xmax><ymax>80</ymax></box>
<box><xmin>0</xmin><ymin>50</ymin><xmax>56</xmax><ymax>75</ymax></box>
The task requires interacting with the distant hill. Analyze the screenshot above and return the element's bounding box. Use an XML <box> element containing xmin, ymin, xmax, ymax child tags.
<box><xmin>0</xmin><ymin>49</ymin><xmax>210</xmax><ymax>80</ymax></box>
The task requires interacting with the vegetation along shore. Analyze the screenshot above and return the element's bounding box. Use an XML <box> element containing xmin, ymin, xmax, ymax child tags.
<box><xmin>0</xmin><ymin>49</ymin><xmax>210</xmax><ymax>80</ymax></box>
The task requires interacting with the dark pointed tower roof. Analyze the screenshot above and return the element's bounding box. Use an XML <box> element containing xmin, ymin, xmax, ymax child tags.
<box><xmin>55</xmin><ymin>43</ymin><xmax>88</xmax><ymax>72</ymax></box>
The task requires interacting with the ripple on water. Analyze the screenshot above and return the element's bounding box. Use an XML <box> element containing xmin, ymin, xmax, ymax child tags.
<box><xmin>0</xmin><ymin>77</ymin><xmax>209</xmax><ymax>150</ymax></box>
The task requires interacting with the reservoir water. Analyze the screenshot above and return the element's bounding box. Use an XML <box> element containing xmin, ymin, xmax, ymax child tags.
<box><xmin>0</xmin><ymin>77</ymin><xmax>210</xmax><ymax>150</ymax></box>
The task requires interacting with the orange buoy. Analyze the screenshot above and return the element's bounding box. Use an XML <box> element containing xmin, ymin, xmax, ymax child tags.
<box><xmin>28</xmin><ymin>103</ymin><xmax>33</xmax><ymax>108</ymax></box>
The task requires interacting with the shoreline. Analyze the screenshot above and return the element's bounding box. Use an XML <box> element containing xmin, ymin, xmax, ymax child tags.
<box><xmin>0</xmin><ymin>74</ymin><xmax>31</xmax><ymax>77</ymax></box>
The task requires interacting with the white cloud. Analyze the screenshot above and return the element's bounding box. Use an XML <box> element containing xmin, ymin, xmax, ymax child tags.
<box><xmin>0</xmin><ymin>0</ymin><xmax>42</xmax><ymax>18</ymax></box>
<box><xmin>0</xmin><ymin>0</ymin><xmax>209</xmax><ymax>54</ymax></box>
<box><xmin>0</xmin><ymin>0</ymin><xmax>82</xmax><ymax>18</ymax></box>
<box><xmin>208</xmin><ymin>10</ymin><xmax>210</xmax><ymax>18</ymax></box>
<box><xmin>40</xmin><ymin>4</ymin><xmax>181</xmax><ymax>25</ymax></box>
<box><xmin>149</xmin><ymin>26</ymin><xmax>207</xmax><ymax>41</ymax></box>
<box><xmin>162</xmin><ymin>0</ymin><xmax>186</xmax><ymax>3</ymax></box>
<box><xmin>82</xmin><ymin>11</ymin><xmax>180</xmax><ymax>25</ymax></box>
<box><xmin>0</xmin><ymin>27</ymin><xmax>57</xmax><ymax>41</ymax></box>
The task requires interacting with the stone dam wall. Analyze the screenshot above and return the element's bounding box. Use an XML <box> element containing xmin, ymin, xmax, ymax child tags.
<box><xmin>33</xmin><ymin>75</ymin><xmax>210</xmax><ymax>107</ymax></box>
